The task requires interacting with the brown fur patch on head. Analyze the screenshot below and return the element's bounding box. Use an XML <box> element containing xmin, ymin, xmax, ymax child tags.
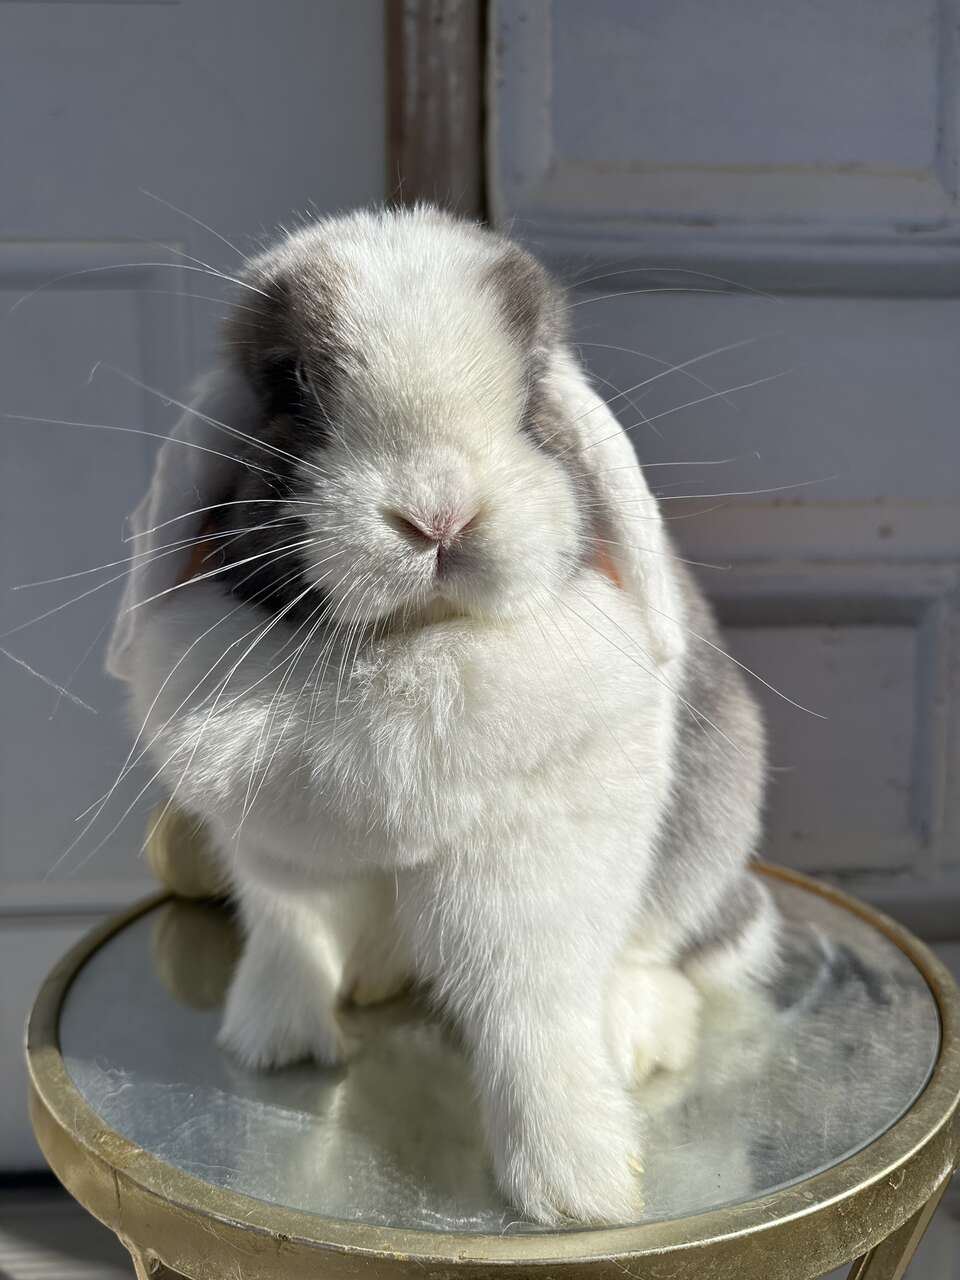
<box><xmin>223</xmin><ymin>239</ymin><xmax>356</xmax><ymax>417</ymax></box>
<box><xmin>482</xmin><ymin>243</ymin><xmax>567</xmax><ymax>355</ymax></box>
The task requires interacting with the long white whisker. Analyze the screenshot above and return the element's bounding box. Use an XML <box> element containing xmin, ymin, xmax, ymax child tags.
<box><xmin>8</xmin><ymin>261</ymin><xmax>270</xmax><ymax>316</ymax></box>
<box><xmin>50</xmin><ymin>621</ymin><xmax>110</xmax><ymax>720</ymax></box>
<box><xmin>129</xmin><ymin>496</ymin><xmax>324</xmax><ymax>542</ymax></box>
<box><xmin>1</xmin><ymin>410</ymin><xmax>280</xmax><ymax>477</ymax></box>
<box><xmin>70</xmin><ymin>581</ymin><xmax>323</xmax><ymax>880</ymax></box>
<box><xmin>129</xmin><ymin>580</ymin><xmax>322</xmax><ymax>869</ymax></box>
<box><xmin>569</xmin><ymin>265</ymin><xmax>781</xmax><ymax>303</ymax></box>
<box><xmin>16</xmin><ymin>514</ymin><xmax>313</xmax><ymax>590</ymax></box>
<box><xmin>68</xmin><ymin>552</ymin><xmax>315</xmax><ymax>844</ymax></box>
<box><xmin>583</xmin><ymin>370</ymin><xmax>652</xmax><ymax>438</ymax></box>
<box><xmin>99</xmin><ymin>364</ymin><xmax>334</xmax><ymax>484</ymax></box>
<box><xmin>524</xmin><ymin>597</ymin><xmax>624</xmax><ymax>798</ymax></box>
<box><xmin>236</xmin><ymin>609</ymin><xmax>326</xmax><ymax>835</ymax></box>
<box><xmin>139</xmin><ymin>187</ymin><xmax>248</xmax><ymax>260</ymax></box>
<box><xmin>127</xmin><ymin>288</ymin><xmax>266</xmax><ymax>315</ymax></box>
<box><xmin>592</xmin><ymin>536</ymin><xmax>730</xmax><ymax>571</ymax></box>
<box><xmin>1</xmin><ymin>645</ymin><xmax>97</xmax><ymax>714</ymax></box>
<box><xmin>231</xmin><ymin>567</ymin><xmax>367</xmax><ymax>835</ymax></box>
<box><xmin>198</xmin><ymin>516</ymin><xmax>322</xmax><ymax>564</ymax></box>
<box><xmin>543</xmin><ymin>579</ymin><xmax>741</xmax><ymax>754</ymax></box>
<box><xmin>655</xmin><ymin>476</ymin><xmax>836</xmax><ymax>502</ymax></box>
<box><xmin>128</xmin><ymin>536</ymin><xmax>317</xmax><ymax>612</ymax></box>
<box><xmin>571</xmin><ymin>285</ymin><xmax>766</xmax><ymax>308</ymax></box>
<box><xmin>597</xmin><ymin>456</ymin><xmax>742</xmax><ymax>473</ymax></box>
<box><xmin>583</xmin><ymin>476</ymin><xmax>837</xmax><ymax>505</ymax></box>
<box><xmin>579</xmin><ymin>372</ymin><xmax>791</xmax><ymax>453</ymax></box>
<box><xmin>0</xmin><ymin>525</ymin><xmax>311</xmax><ymax>641</ymax></box>
<box><xmin>240</xmin><ymin>575</ymin><xmax>379</xmax><ymax>834</ymax></box>
<box><xmin>575</xmin><ymin>336</ymin><xmax>766</xmax><ymax>421</ymax></box>
<box><xmin>302</xmin><ymin>573</ymin><xmax>376</xmax><ymax>743</ymax></box>
<box><xmin>645</xmin><ymin>602</ymin><xmax>827</xmax><ymax>719</ymax></box>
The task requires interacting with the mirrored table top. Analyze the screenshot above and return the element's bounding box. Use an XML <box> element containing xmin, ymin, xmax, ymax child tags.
<box><xmin>59</xmin><ymin>877</ymin><xmax>940</xmax><ymax>1234</ymax></box>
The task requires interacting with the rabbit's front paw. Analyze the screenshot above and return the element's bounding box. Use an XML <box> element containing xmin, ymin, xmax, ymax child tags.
<box><xmin>608</xmin><ymin>960</ymin><xmax>701</xmax><ymax>1084</ymax></box>
<box><xmin>218</xmin><ymin>946</ymin><xmax>348</xmax><ymax>1070</ymax></box>
<box><xmin>497</xmin><ymin>1112</ymin><xmax>644</xmax><ymax>1225</ymax></box>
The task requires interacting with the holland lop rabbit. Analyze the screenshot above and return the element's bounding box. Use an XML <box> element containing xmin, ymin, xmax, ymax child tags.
<box><xmin>110</xmin><ymin>207</ymin><xmax>775</xmax><ymax>1224</ymax></box>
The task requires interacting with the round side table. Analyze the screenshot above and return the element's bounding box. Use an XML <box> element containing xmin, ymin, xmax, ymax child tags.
<box><xmin>26</xmin><ymin>866</ymin><xmax>960</xmax><ymax>1280</ymax></box>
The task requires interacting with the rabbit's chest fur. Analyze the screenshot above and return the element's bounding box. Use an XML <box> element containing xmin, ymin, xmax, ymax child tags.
<box><xmin>134</xmin><ymin>577</ymin><xmax>678</xmax><ymax>881</ymax></box>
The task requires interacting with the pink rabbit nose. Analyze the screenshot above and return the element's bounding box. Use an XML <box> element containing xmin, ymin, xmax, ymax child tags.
<box><xmin>387</xmin><ymin>507</ymin><xmax>478</xmax><ymax>548</ymax></box>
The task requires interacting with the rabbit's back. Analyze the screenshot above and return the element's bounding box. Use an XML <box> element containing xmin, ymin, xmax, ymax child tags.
<box><xmin>642</xmin><ymin>563</ymin><xmax>771</xmax><ymax>965</ymax></box>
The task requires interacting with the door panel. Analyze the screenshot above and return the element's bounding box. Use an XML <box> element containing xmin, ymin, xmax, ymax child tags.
<box><xmin>491</xmin><ymin>0</ymin><xmax>959</xmax><ymax>235</ymax></box>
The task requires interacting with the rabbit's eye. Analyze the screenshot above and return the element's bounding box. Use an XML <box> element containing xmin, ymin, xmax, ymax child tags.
<box><xmin>261</xmin><ymin>355</ymin><xmax>306</xmax><ymax>419</ymax></box>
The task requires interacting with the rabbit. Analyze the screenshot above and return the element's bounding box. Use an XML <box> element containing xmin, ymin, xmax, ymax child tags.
<box><xmin>110</xmin><ymin>205</ymin><xmax>776</xmax><ymax>1226</ymax></box>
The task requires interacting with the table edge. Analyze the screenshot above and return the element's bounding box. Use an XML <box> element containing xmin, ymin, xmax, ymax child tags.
<box><xmin>25</xmin><ymin>866</ymin><xmax>960</xmax><ymax>1280</ymax></box>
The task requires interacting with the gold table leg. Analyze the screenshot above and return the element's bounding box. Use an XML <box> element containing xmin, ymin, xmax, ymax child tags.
<box><xmin>846</xmin><ymin>1176</ymin><xmax>951</xmax><ymax>1280</ymax></box>
<box><xmin>126</xmin><ymin>1240</ymin><xmax>188</xmax><ymax>1279</ymax></box>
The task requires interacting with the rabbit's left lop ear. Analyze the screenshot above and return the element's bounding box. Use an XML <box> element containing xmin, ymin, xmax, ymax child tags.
<box><xmin>548</xmin><ymin>351</ymin><xmax>687</xmax><ymax>668</ymax></box>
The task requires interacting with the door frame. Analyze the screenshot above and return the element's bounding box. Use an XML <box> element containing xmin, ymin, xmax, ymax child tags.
<box><xmin>385</xmin><ymin>0</ymin><xmax>487</xmax><ymax>218</ymax></box>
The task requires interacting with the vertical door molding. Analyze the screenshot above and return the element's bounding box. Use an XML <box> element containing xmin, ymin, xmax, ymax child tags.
<box><xmin>386</xmin><ymin>0</ymin><xmax>488</xmax><ymax>217</ymax></box>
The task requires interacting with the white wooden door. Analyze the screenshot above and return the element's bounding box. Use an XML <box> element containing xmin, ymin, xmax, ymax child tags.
<box><xmin>490</xmin><ymin>0</ymin><xmax>960</xmax><ymax>933</ymax></box>
<box><xmin>0</xmin><ymin>0</ymin><xmax>385</xmax><ymax>1168</ymax></box>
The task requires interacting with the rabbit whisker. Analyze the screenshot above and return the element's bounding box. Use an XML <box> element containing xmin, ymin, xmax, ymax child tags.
<box><xmin>0</xmin><ymin>645</ymin><xmax>97</xmax><ymax>714</ymax></box>
<box><xmin>575</xmin><ymin>335</ymin><xmax>766</xmax><ymax>422</ymax></box>
<box><xmin>130</xmin><ymin>535</ymin><xmax>321</xmax><ymax>612</ymax></box>
<box><xmin>575</xmin><ymin>475</ymin><xmax>835</xmax><ymax>505</ymax></box>
<box><xmin>644</xmin><ymin>601</ymin><xmax>827</xmax><ymax>719</ymax></box>
<box><xmin>571</xmin><ymin>285</ymin><xmax>763</xmax><ymax>308</ymax></box>
<box><xmin>137</xmin><ymin>576</ymin><xmax>324</xmax><ymax>866</ymax></box>
<box><xmin>591</xmin><ymin>536</ymin><xmax>730</xmax><ymax>572</ymax></box>
<box><xmin>235</xmin><ymin>584</ymin><xmax>346</xmax><ymax>837</ymax></box>
<box><xmin>8</xmin><ymin>260</ymin><xmax>271</xmax><ymax>318</ymax></box>
<box><xmin>139</xmin><ymin>187</ymin><xmax>248</xmax><ymax>261</ymax></box>
<box><xmin>585</xmin><ymin>370</ymin><xmax>652</xmax><ymax>438</ymax></box>
<box><xmin>567</xmin><ymin>265</ymin><xmax>780</xmax><ymax>304</ymax></box>
<box><xmin>61</xmin><ymin>552</ymin><xmax>322</xmax><ymax>869</ymax></box>
<box><xmin>523</xmin><ymin>597</ymin><xmax>624</xmax><ymax>800</ymax></box>
<box><xmin>1</xmin><ymin>409</ymin><xmax>282</xmax><ymax>482</ymax></box>
<box><xmin>131</xmin><ymin>496</ymin><xmax>325</xmax><ymax>542</ymax></box>
<box><xmin>101</xmin><ymin>365</ymin><xmax>335</xmax><ymax>484</ymax></box>
<box><xmin>555</xmin><ymin>580</ymin><xmax>743</xmax><ymax>755</ymax></box>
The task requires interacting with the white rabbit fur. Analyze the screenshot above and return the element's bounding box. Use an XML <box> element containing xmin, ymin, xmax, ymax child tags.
<box><xmin>115</xmin><ymin>206</ymin><xmax>776</xmax><ymax>1225</ymax></box>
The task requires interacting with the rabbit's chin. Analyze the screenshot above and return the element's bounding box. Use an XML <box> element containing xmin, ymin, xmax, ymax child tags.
<box><xmin>389</xmin><ymin>580</ymin><xmax>557</xmax><ymax>630</ymax></box>
<box><xmin>317</xmin><ymin>560</ymin><xmax>565</xmax><ymax>630</ymax></box>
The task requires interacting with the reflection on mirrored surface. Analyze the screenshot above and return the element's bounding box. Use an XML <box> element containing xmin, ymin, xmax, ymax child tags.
<box><xmin>60</xmin><ymin>881</ymin><xmax>940</xmax><ymax>1234</ymax></box>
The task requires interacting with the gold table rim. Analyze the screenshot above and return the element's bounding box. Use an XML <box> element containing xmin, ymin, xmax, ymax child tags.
<box><xmin>25</xmin><ymin>864</ymin><xmax>960</xmax><ymax>1279</ymax></box>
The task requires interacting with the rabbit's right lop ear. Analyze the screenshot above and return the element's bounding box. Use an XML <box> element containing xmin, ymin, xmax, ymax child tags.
<box><xmin>549</xmin><ymin>352</ymin><xmax>687</xmax><ymax>669</ymax></box>
<box><xmin>106</xmin><ymin>366</ymin><xmax>260</xmax><ymax>682</ymax></box>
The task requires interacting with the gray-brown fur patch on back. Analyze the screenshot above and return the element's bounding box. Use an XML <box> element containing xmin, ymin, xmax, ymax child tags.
<box><xmin>646</xmin><ymin>563</ymin><xmax>769</xmax><ymax>953</ymax></box>
<box><xmin>681</xmin><ymin>873</ymin><xmax>767</xmax><ymax>959</ymax></box>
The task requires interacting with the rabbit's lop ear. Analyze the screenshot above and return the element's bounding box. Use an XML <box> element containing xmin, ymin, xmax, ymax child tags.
<box><xmin>106</xmin><ymin>366</ymin><xmax>259</xmax><ymax>683</ymax></box>
<box><xmin>550</xmin><ymin>352</ymin><xmax>687</xmax><ymax>667</ymax></box>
